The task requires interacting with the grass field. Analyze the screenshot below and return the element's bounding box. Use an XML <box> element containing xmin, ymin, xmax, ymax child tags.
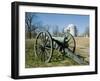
<box><xmin>75</xmin><ymin>37</ymin><xmax>89</xmax><ymax>63</ymax></box>
<box><xmin>25</xmin><ymin>37</ymin><xmax>89</xmax><ymax>68</ymax></box>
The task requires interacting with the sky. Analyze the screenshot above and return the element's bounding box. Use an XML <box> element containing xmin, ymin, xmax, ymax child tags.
<box><xmin>28</xmin><ymin>12</ymin><xmax>89</xmax><ymax>35</ymax></box>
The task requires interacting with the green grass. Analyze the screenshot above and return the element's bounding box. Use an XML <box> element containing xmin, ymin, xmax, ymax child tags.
<box><xmin>25</xmin><ymin>39</ymin><xmax>83</xmax><ymax>68</ymax></box>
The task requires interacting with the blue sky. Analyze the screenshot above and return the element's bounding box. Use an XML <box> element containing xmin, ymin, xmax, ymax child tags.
<box><xmin>30</xmin><ymin>13</ymin><xmax>89</xmax><ymax>34</ymax></box>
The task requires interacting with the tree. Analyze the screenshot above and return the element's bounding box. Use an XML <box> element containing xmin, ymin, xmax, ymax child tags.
<box><xmin>25</xmin><ymin>12</ymin><xmax>38</xmax><ymax>39</ymax></box>
<box><xmin>83</xmin><ymin>26</ymin><xmax>89</xmax><ymax>37</ymax></box>
<box><xmin>75</xmin><ymin>26</ymin><xmax>78</xmax><ymax>37</ymax></box>
<box><xmin>53</xmin><ymin>25</ymin><xmax>59</xmax><ymax>36</ymax></box>
<box><xmin>43</xmin><ymin>24</ymin><xmax>50</xmax><ymax>32</ymax></box>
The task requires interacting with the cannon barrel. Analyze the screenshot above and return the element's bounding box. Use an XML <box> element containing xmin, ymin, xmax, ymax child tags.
<box><xmin>52</xmin><ymin>37</ymin><xmax>65</xmax><ymax>43</ymax></box>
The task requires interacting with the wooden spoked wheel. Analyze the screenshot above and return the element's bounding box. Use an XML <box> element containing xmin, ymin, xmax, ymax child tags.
<box><xmin>35</xmin><ymin>31</ymin><xmax>53</xmax><ymax>63</ymax></box>
<box><xmin>64</xmin><ymin>32</ymin><xmax>76</xmax><ymax>53</ymax></box>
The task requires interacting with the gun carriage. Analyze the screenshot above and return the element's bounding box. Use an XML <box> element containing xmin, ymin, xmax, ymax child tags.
<box><xmin>34</xmin><ymin>31</ymin><xmax>87</xmax><ymax>64</ymax></box>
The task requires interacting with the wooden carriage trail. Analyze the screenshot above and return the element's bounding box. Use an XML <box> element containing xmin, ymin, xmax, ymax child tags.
<box><xmin>64</xmin><ymin>48</ymin><xmax>88</xmax><ymax>65</ymax></box>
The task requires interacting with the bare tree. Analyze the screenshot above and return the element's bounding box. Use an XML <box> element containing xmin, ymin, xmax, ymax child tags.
<box><xmin>83</xmin><ymin>26</ymin><xmax>89</xmax><ymax>37</ymax></box>
<box><xmin>75</xmin><ymin>26</ymin><xmax>78</xmax><ymax>37</ymax></box>
<box><xmin>53</xmin><ymin>25</ymin><xmax>59</xmax><ymax>36</ymax></box>
<box><xmin>43</xmin><ymin>24</ymin><xmax>50</xmax><ymax>32</ymax></box>
<box><xmin>25</xmin><ymin>12</ymin><xmax>38</xmax><ymax>39</ymax></box>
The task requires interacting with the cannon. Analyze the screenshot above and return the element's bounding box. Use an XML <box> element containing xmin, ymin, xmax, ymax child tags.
<box><xmin>34</xmin><ymin>31</ymin><xmax>87</xmax><ymax>64</ymax></box>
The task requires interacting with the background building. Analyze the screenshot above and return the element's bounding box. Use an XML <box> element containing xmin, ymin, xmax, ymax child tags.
<box><xmin>64</xmin><ymin>24</ymin><xmax>78</xmax><ymax>37</ymax></box>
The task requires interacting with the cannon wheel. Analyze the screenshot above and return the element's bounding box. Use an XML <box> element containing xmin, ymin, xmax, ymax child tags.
<box><xmin>34</xmin><ymin>31</ymin><xmax>53</xmax><ymax>63</ymax></box>
<box><xmin>64</xmin><ymin>32</ymin><xmax>76</xmax><ymax>53</ymax></box>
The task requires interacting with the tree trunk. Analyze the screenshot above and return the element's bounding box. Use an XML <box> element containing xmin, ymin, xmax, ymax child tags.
<box><xmin>29</xmin><ymin>32</ymin><xmax>32</xmax><ymax>39</ymax></box>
